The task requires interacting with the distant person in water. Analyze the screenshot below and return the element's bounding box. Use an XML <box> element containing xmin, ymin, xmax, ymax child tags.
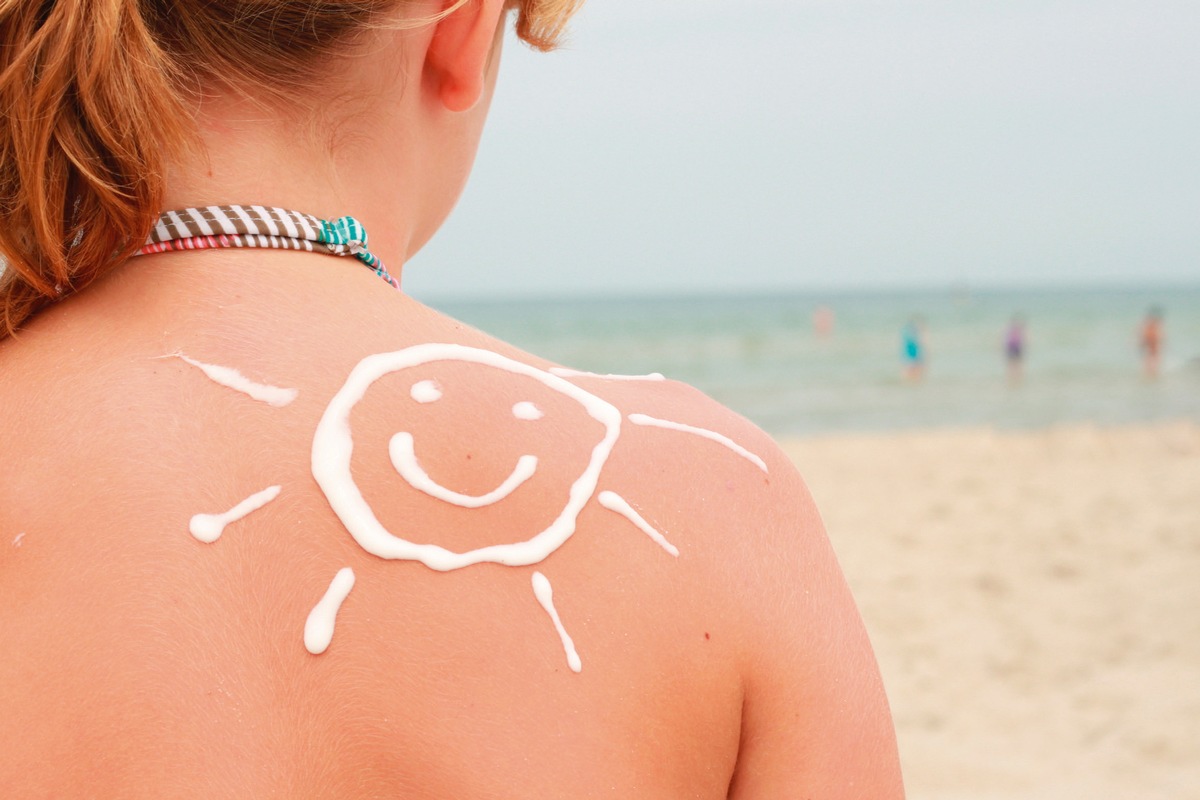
<box><xmin>901</xmin><ymin>317</ymin><xmax>926</xmax><ymax>383</ymax></box>
<box><xmin>813</xmin><ymin>304</ymin><xmax>835</xmax><ymax>339</ymax></box>
<box><xmin>1004</xmin><ymin>314</ymin><xmax>1026</xmax><ymax>386</ymax></box>
<box><xmin>1140</xmin><ymin>306</ymin><xmax>1165</xmax><ymax>379</ymax></box>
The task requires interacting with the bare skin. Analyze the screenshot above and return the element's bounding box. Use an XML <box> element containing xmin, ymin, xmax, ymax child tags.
<box><xmin>0</xmin><ymin>2</ymin><xmax>902</xmax><ymax>796</ymax></box>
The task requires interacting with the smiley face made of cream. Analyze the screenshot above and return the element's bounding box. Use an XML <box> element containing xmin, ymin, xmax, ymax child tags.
<box><xmin>311</xmin><ymin>343</ymin><xmax>623</xmax><ymax>571</ymax></box>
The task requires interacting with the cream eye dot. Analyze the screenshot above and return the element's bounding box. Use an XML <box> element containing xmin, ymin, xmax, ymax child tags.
<box><xmin>411</xmin><ymin>379</ymin><xmax>442</xmax><ymax>404</ymax></box>
<box><xmin>513</xmin><ymin>401</ymin><xmax>544</xmax><ymax>421</ymax></box>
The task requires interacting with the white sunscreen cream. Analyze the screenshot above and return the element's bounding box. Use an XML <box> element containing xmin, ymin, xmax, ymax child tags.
<box><xmin>304</xmin><ymin>567</ymin><xmax>356</xmax><ymax>655</ymax></box>
<box><xmin>598</xmin><ymin>491</ymin><xmax>679</xmax><ymax>557</ymax></box>
<box><xmin>628</xmin><ymin>413</ymin><xmax>768</xmax><ymax>473</ymax></box>
<box><xmin>173</xmin><ymin>353</ymin><xmax>298</xmax><ymax>407</ymax></box>
<box><xmin>12</xmin><ymin>532</ymin><xmax>25</xmax><ymax>548</ymax></box>
<box><xmin>410</xmin><ymin>380</ymin><xmax>442</xmax><ymax>404</ymax></box>
<box><xmin>550</xmin><ymin>367</ymin><xmax>666</xmax><ymax>382</ymax></box>
<box><xmin>311</xmin><ymin>344</ymin><xmax>622</xmax><ymax>571</ymax></box>
<box><xmin>389</xmin><ymin>432</ymin><xmax>537</xmax><ymax>508</ymax></box>
<box><xmin>189</xmin><ymin>485</ymin><xmax>282</xmax><ymax>544</ymax></box>
<box><xmin>532</xmin><ymin>572</ymin><xmax>582</xmax><ymax>673</ymax></box>
<box><xmin>150</xmin><ymin>342</ymin><xmax>766</xmax><ymax>669</ymax></box>
<box><xmin>512</xmin><ymin>401</ymin><xmax>544</xmax><ymax>421</ymax></box>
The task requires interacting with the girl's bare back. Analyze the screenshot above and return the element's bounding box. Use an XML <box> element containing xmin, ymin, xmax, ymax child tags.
<box><xmin>1</xmin><ymin>253</ymin><xmax>899</xmax><ymax>796</ymax></box>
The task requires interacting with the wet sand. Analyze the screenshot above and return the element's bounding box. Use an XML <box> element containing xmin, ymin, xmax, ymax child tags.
<box><xmin>783</xmin><ymin>420</ymin><xmax>1200</xmax><ymax>799</ymax></box>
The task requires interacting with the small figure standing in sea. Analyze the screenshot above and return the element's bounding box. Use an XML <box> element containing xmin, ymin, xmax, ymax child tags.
<box><xmin>1139</xmin><ymin>306</ymin><xmax>1165</xmax><ymax>380</ymax></box>
<box><xmin>901</xmin><ymin>316</ymin><xmax>926</xmax><ymax>383</ymax></box>
<box><xmin>1004</xmin><ymin>314</ymin><xmax>1027</xmax><ymax>386</ymax></box>
<box><xmin>813</xmin><ymin>304</ymin><xmax>835</xmax><ymax>339</ymax></box>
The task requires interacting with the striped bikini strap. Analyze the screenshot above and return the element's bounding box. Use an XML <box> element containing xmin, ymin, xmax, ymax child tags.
<box><xmin>136</xmin><ymin>205</ymin><xmax>399</xmax><ymax>290</ymax></box>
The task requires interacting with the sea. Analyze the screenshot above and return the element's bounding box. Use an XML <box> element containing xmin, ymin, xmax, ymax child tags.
<box><xmin>419</xmin><ymin>285</ymin><xmax>1200</xmax><ymax>437</ymax></box>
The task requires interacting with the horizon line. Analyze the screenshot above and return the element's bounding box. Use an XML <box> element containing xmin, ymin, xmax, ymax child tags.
<box><xmin>411</xmin><ymin>277</ymin><xmax>1200</xmax><ymax>306</ymax></box>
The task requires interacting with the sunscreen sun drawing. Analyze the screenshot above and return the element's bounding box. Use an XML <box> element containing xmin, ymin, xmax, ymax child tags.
<box><xmin>174</xmin><ymin>343</ymin><xmax>768</xmax><ymax>672</ymax></box>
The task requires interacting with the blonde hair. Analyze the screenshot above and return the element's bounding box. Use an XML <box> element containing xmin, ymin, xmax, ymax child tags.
<box><xmin>0</xmin><ymin>0</ymin><xmax>582</xmax><ymax>338</ymax></box>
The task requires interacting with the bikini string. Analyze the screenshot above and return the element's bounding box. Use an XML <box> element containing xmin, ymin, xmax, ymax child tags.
<box><xmin>135</xmin><ymin>205</ymin><xmax>400</xmax><ymax>290</ymax></box>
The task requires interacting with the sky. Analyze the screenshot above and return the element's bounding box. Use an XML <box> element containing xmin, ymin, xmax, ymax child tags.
<box><xmin>404</xmin><ymin>0</ymin><xmax>1200</xmax><ymax>300</ymax></box>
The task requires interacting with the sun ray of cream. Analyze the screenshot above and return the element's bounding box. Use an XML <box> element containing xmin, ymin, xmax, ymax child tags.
<box><xmin>628</xmin><ymin>413</ymin><xmax>768</xmax><ymax>473</ymax></box>
<box><xmin>166</xmin><ymin>353</ymin><xmax>298</xmax><ymax>407</ymax></box>
<box><xmin>598</xmin><ymin>491</ymin><xmax>679</xmax><ymax>557</ymax></box>
<box><xmin>389</xmin><ymin>431</ymin><xmax>538</xmax><ymax>508</ymax></box>
<box><xmin>189</xmin><ymin>485</ymin><xmax>282</xmax><ymax>543</ymax></box>
<box><xmin>304</xmin><ymin>567</ymin><xmax>356</xmax><ymax>655</ymax></box>
<box><xmin>531</xmin><ymin>571</ymin><xmax>582</xmax><ymax>673</ymax></box>
<box><xmin>549</xmin><ymin>367</ymin><xmax>666</xmax><ymax>382</ymax></box>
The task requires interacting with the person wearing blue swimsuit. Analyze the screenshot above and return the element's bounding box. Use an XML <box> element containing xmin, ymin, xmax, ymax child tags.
<box><xmin>902</xmin><ymin>316</ymin><xmax>926</xmax><ymax>382</ymax></box>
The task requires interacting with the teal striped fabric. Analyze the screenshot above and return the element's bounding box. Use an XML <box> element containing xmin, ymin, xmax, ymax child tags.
<box><xmin>137</xmin><ymin>205</ymin><xmax>399</xmax><ymax>289</ymax></box>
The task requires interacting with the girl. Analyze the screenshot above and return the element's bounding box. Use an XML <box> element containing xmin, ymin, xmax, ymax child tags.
<box><xmin>0</xmin><ymin>2</ymin><xmax>902</xmax><ymax>795</ymax></box>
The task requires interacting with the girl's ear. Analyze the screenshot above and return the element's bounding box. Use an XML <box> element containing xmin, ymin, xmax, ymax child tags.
<box><xmin>425</xmin><ymin>0</ymin><xmax>509</xmax><ymax>113</ymax></box>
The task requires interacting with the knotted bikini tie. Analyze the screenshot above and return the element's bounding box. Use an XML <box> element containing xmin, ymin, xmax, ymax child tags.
<box><xmin>135</xmin><ymin>205</ymin><xmax>399</xmax><ymax>289</ymax></box>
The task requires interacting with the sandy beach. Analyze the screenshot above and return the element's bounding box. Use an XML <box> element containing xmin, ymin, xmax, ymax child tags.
<box><xmin>783</xmin><ymin>420</ymin><xmax>1200</xmax><ymax>800</ymax></box>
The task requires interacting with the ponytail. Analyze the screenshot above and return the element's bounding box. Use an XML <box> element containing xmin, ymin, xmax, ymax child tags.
<box><xmin>0</xmin><ymin>0</ymin><xmax>190</xmax><ymax>337</ymax></box>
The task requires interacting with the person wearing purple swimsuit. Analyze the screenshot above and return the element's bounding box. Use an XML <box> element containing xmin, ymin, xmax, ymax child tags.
<box><xmin>1005</xmin><ymin>314</ymin><xmax>1027</xmax><ymax>386</ymax></box>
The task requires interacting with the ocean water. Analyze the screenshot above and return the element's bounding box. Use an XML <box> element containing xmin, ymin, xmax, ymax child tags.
<box><xmin>421</xmin><ymin>286</ymin><xmax>1200</xmax><ymax>437</ymax></box>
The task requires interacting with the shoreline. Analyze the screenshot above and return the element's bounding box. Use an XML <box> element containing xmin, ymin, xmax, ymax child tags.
<box><xmin>780</xmin><ymin>419</ymin><xmax>1200</xmax><ymax>799</ymax></box>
